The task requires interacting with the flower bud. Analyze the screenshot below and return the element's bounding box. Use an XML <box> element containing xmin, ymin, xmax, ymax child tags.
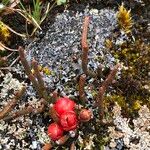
<box><xmin>79</xmin><ymin>109</ymin><xmax>92</xmax><ymax>122</ymax></box>
<box><xmin>60</xmin><ymin>111</ymin><xmax>78</xmax><ymax>131</ymax></box>
<box><xmin>47</xmin><ymin>123</ymin><xmax>64</xmax><ymax>141</ymax></box>
<box><xmin>54</xmin><ymin>97</ymin><xmax>75</xmax><ymax>117</ymax></box>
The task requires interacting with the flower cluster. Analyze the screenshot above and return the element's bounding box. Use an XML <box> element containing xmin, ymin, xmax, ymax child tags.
<box><xmin>47</xmin><ymin>97</ymin><xmax>92</xmax><ymax>141</ymax></box>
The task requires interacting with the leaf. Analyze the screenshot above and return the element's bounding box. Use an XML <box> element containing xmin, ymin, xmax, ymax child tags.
<box><xmin>56</xmin><ymin>0</ymin><xmax>66</xmax><ymax>6</ymax></box>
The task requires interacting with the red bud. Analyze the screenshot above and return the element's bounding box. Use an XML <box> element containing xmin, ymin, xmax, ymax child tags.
<box><xmin>60</xmin><ymin>111</ymin><xmax>78</xmax><ymax>131</ymax></box>
<box><xmin>79</xmin><ymin>109</ymin><xmax>92</xmax><ymax>122</ymax></box>
<box><xmin>47</xmin><ymin>123</ymin><xmax>64</xmax><ymax>141</ymax></box>
<box><xmin>54</xmin><ymin>97</ymin><xmax>75</xmax><ymax>117</ymax></box>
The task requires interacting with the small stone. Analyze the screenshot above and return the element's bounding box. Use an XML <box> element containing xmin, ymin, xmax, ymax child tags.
<box><xmin>90</xmin><ymin>9</ymin><xmax>99</xmax><ymax>15</ymax></box>
<box><xmin>109</xmin><ymin>140</ymin><xmax>117</xmax><ymax>148</ymax></box>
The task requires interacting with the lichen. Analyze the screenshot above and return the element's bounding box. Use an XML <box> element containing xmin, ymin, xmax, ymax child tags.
<box><xmin>108</xmin><ymin>103</ymin><xmax>150</xmax><ymax>150</ymax></box>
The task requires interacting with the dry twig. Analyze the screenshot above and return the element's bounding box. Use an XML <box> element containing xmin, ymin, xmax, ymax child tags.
<box><xmin>3</xmin><ymin>98</ymin><xmax>45</xmax><ymax>121</ymax></box>
<box><xmin>18</xmin><ymin>47</ymin><xmax>42</xmax><ymax>97</ymax></box>
<box><xmin>49</xmin><ymin>105</ymin><xmax>59</xmax><ymax>122</ymax></box>
<box><xmin>81</xmin><ymin>16</ymin><xmax>96</xmax><ymax>77</ymax></box>
<box><xmin>32</xmin><ymin>59</ymin><xmax>49</xmax><ymax>100</ymax></box>
<box><xmin>56</xmin><ymin>135</ymin><xmax>69</xmax><ymax>145</ymax></box>
<box><xmin>42</xmin><ymin>143</ymin><xmax>53</xmax><ymax>150</ymax></box>
<box><xmin>0</xmin><ymin>86</ymin><xmax>26</xmax><ymax>120</ymax></box>
<box><xmin>97</xmin><ymin>64</ymin><xmax>120</xmax><ymax>120</ymax></box>
<box><xmin>70</xmin><ymin>142</ymin><xmax>76</xmax><ymax>150</ymax></box>
<box><xmin>81</xmin><ymin>16</ymin><xmax>90</xmax><ymax>75</ymax></box>
<box><xmin>79</xmin><ymin>74</ymin><xmax>86</xmax><ymax>103</ymax></box>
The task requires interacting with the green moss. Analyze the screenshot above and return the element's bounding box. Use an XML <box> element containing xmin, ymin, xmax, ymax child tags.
<box><xmin>108</xmin><ymin>34</ymin><xmax>150</xmax><ymax>113</ymax></box>
<box><xmin>105</xmin><ymin>94</ymin><xmax>127</xmax><ymax>108</ymax></box>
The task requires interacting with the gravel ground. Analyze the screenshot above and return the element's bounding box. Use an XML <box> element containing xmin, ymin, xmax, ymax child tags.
<box><xmin>27</xmin><ymin>6</ymin><xmax>117</xmax><ymax>97</ymax></box>
<box><xmin>0</xmin><ymin>6</ymin><xmax>119</xmax><ymax>150</ymax></box>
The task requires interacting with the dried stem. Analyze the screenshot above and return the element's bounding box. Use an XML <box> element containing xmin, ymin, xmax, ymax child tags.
<box><xmin>18</xmin><ymin>47</ymin><xmax>42</xmax><ymax>97</ymax></box>
<box><xmin>52</xmin><ymin>91</ymin><xmax>58</xmax><ymax>102</ymax></box>
<box><xmin>18</xmin><ymin>46</ymin><xmax>32</xmax><ymax>76</ymax></box>
<box><xmin>70</xmin><ymin>142</ymin><xmax>76</xmax><ymax>150</ymax></box>
<box><xmin>3</xmin><ymin>99</ymin><xmax>45</xmax><ymax>121</ymax></box>
<box><xmin>49</xmin><ymin>105</ymin><xmax>59</xmax><ymax>122</ymax></box>
<box><xmin>0</xmin><ymin>42</ymin><xmax>18</xmax><ymax>52</ymax></box>
<box><xmin>0</xmin><ymin>57</ymin><xmax>7</xmax><ymax>67</ymax></box>
<box><xmin>32</xmin><ymin>59</ymin><xmax>49</xmax><ymax>100</ymax></box>
<box><xmin>97</xmin><ymin>64</ymin><xmax>120</xmax><ymax>120</ymax></box>
<box><xmin>0</xmin><ymin>86</ymin><xmax>26</xmax><ymax>120</ymax></box>
<box><xmin>81</xmin><ymin>16</ymin><xmax>96</xmax><ymax>77</ymax></box>
<box><xmin>3</xmin><ymin>106</ymin><xmax>33</xmax><ymax>121</ymax></box>
<box><xmin>56</xmin><ymin>135</ymin><xmax>69</xmax><ymax>145</ymax></box>
<box><xmin>79</xmin><ymin>74</ymin><xmax>86</xmax><ymax>103</ymax></box>
<box><xmin>81</xmin><ymin>16</ymin><xmax>90</xmax><ymax>75</ymax></box>
<box><xmin>28</xmin><ymin>74</ymin><xmax>43</xmax><ymax>97</ymax></box>
<box><xmin>42</xmin><ymin>143</ymin><xmax>53</xmax><ymax>150</ymax></box>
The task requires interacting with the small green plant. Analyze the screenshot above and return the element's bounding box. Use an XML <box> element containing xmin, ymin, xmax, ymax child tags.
<box><xmin>32</xmin><ymin>0</ymin><xmax>42</xmax><ymax>24</ymax></box>
<box><xmin>19</xmin><ymin>0</ymin><xmax>56</xmax><ymax>36</ymax></box>
<box><xmin>19</xmin><ymin>0</ymin><xmax>42</xmax><ymax>28</ymax></box>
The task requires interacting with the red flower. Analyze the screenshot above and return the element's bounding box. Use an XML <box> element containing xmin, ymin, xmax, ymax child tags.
<box><xmin>60</xmin><ymin>111</ymin><xmax>78</xmax><ymax>131</ymax></box>
<box><xmin>79</xmin><ymin>109</ymin><xmax>92</xmax><ymax>122</ymax></box>
<box><xmin>54</xmin><ymin>97</ymin><xmax>75</xmax><ymax>117</ymax></box>
<box><xmin>47</xmin><ymin>123</ymin><xmax>64</xmax><ymax>141</ymax></box>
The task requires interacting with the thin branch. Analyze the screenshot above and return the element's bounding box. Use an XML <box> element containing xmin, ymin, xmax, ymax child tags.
<box><xmin>28</xmin><ymin>74</ymin><xmax>43</xmax><ymax>97</ymax></box>
<box><xmin>81</xmin><ymin>16</ymin><xmax>90</xmax><ymax>75</ymax></box>
<box><xmin>70</xmin><ymin>142</ymin><xmax>76</xmax><ymax>150</ymax></box>
<box><xmin>49</xmin><ymin>105</ymin><xmax>59</xmax><ymax>122</ymax></box>
<box><xmin>50</xmin><ymin>91</ymin><xmax>58</xmax><ymax>103</ymax></box>
<box><xmin>4</xmin><ymin>23</ymin><xmax>26</xmax><ymax>38</ymax></box>
<box><xmin>42</xmin><ymin>143</ymin><xmax>53</xmax><ymax>150</ymax></box>
<box><xmin>9</xmin><ymin>56</ymin><xmax>19</xmax><ymax>67</ymax></box>
<box><xmin>18</xmin><ymin>46</ymin><xmax>32</xmax><ymax>76</ymax></box>
<box><xmin>0</xmin><ymin>86</ymin><xmax>26</xmax><ymax>120</ymax></box>
<box><xmin>32</xmin><ymin>59</ymin><xmax>49</xmax><ymax>100</ymax></box>
<box><xmin>3</xmin><ymin>106</ymin><xmax>33</xmax><ymax>121</ymax></box>
<box><xmin>0</xmin><ymin>42</ymin><xmax>18</xmax><ymax>52</ymax></box>
<box><xmin>3</xmin><ymin>99</ymin><xmax>45</xmax><ymax>121</ymax></box>
<box><xmin>0</xmin><ymin>57</ymin><xmax>7</xmax><ymax>67</ymax></box>
<box><xmin>18</xmin><ymin>47</ymin><xmax>42</xmax><ymax>97</ymax></box>
<box><xmin>97</xmin><ymin>64</ymin><xmax>120</xmax><ymax>120</ymax></box>
<box><xmin>52</xmin><ymin>91</ymin><xmax>58</xmax><ymax>101</ymax></box>
<box><xmin>56</xmin><ymin>135</ymin><xmax>69</xmax><ymax>145</ymax></box>
<box><xmin>81</xmin><ymin>16</ymin><xmax>96</xmax><ymax>77</ymax></box>
<box><xmin>79</xmin><ymin>74</ymin><xmax>86</xmax><ymax>103</ymax></box>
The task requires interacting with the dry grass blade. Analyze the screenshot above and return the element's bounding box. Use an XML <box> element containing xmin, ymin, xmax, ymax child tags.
<box><xmin>0</xmin><ymin>42</ymin><xmax>18</xmax><ymax>51</ymax></box>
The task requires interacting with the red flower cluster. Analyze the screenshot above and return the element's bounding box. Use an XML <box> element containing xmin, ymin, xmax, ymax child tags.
<box><xmin>47</xmin><ymin>97</ymin><xmax>92</xmax><ymax>141</ymax></box>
